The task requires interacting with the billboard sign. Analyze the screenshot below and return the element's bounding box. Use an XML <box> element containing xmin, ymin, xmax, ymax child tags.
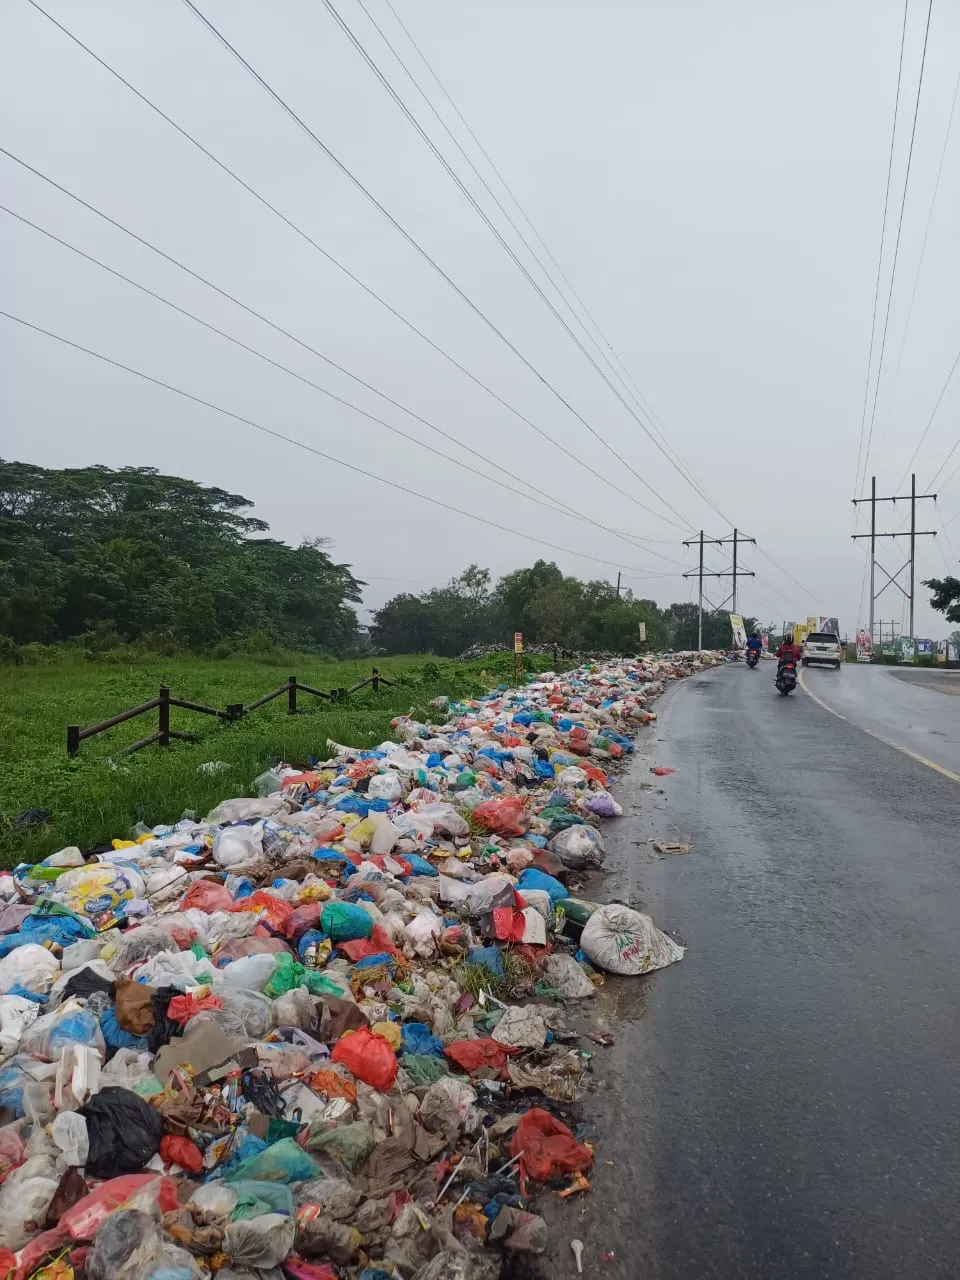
<box><xmin>729</xmin><ymin>614</ymin><xmax>747</xmax><ymax>649</ymax></box>
<box><xmin>900</xmin><ymin>636</ymin><xmax>916</xmax><ymax>664</ymax></box>
<box><xmin>856</xmin><ymin>629</ymin><xmax>873</xmax><ymax>662</ymax></box>
<box><xmin>513</xmin><ymin>632</ymin><xmax>523</xmax><ymax>653</ymax></box>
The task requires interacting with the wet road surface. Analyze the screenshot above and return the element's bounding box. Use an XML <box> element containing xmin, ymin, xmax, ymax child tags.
<box><xmin>801</xmin><ymin>661</ymin><xmax>960</xmax><ymax>777</ymax></box>
<box><xmin>559</xmin><ymin>663</ymin><xmax>960</xmax><ymax>1280</ymax></box>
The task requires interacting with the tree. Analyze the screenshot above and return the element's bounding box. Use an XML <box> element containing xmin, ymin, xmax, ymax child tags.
<box><xmin>924</xmin><ymin>577</ymin><xmax>960</xmax><ymax>625</ymax></box>
<box><xmin>0</xmin><ymin>460</ymin><xmax>362</xmax><ymax>653</ymax></box>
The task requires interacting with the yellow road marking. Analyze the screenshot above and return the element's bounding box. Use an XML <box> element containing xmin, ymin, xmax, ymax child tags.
<box><xmin>798</xmin><ymin>667</ymin><xmax>960</xmax><ymax>785</ymax></box>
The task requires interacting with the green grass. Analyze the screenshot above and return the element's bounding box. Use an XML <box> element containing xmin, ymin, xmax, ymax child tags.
<box><xmin>0</xmin><ymin>650</ymin><xmax>554</xmax><ymax>866</ymax></box>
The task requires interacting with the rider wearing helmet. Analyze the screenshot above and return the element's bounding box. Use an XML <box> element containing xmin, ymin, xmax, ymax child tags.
<box><xmin>776</xmin><ymin>633</ymin><xmax>802</xmax><ymax>672</ymax></box>
<box><xmin>746</xmin><ymin>633</ymin><xmax>763</xmax><ymax>655</ymax></box>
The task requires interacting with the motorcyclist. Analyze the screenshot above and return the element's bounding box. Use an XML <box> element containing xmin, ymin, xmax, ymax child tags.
<box><xmin>746</xmin><ymin>633</ymin><xmax>762</xmax><ymax>655</ymax></box>
<box><xmin>776</xmin><ymin>634</ymin><xmax>802</xmax><ymax>676</ymax></box>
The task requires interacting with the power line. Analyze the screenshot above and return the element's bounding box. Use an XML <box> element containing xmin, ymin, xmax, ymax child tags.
<box><xmin>0</xmin><ymin>162</ymin><xmax>683</xmax><ymax>566</ymax></box>
<box><xmin>888</xmin><ymin>31</ymin><xmax>960</xmax><ymax>427</ymax></box>
<box><xmin>179</xmin><ymin>0</ymin><xmax>697</xmax><ymax>531</ymax></box>
<box><xmin>0</xmin><ymin>307</ymin><xmax>678</xmax><ymax>576</ymax></box>
<box><xmin>859</xmin><ymin>0</ymin><xmax>934</xmax><ymax>493</ymax></box>
<box><xmin>853</xmin><ymin>0</ymin><xmax>910</xmax><ymax>500</ymax></box>
<box><xmin>22</xmin><ymin>0</ymin><xmax>684</xmax><ymax>530</ymax></box>
<box><xmin>377</xmin><ymin>0</ymin><xmax>705</xmax><ymax>504</ymax></box>
<box><xmin>328</xmin><ymin>0</ymin><xmax>726</xmax><ymax>527</ymax></box>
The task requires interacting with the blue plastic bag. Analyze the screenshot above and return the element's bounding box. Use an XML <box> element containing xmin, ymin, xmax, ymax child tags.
<box><xmin>516</xmin><ymin>868</ymin><xmax>567</xmax><ymax>903</ymax></box>
<box><xmin>401</xmin><ymin>1022</ymin><xmax>444</xmax><ymax>1057</ymax></box>
<box><xmin>333</xmin><ymin>795</ymin><xmax>370</xmax><ymax>818</ymax></box>
<box><xmin>403</xmin><ymin>854</ymin><xmax>438</xmax><ymax>878</ymax></box>
<box><xmin>467</xmin><ymin>945</ymin><xmax>506</xmax><ymax>979</ymax></box>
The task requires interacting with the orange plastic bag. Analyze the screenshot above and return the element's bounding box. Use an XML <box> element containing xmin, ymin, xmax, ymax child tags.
<box><xmin>160</xmin><ymin>1134</ymin><xmax>204</xmax><ymax>1174</ymax></box>
<box><xmin>510</xmin><ymin>1108</ymin><xmax>593</xmax><ymax>1184</ymax></box>
<box><xmin>331</xmin><ymin>1028</ymin><xmax>398</xmax><ymax>1092</ymax></box>
<box><xmin>472</xmin><ymin>796</ymin><xmax>530</xmax><ymax>837</ymax></box>
<box><xmin>233</xmin><ymin>889</ymin><xmax>293</xmax><ymax>932</ymax></box>
<box><xmin>308</xmin><ymin>1069</ymin><xmax>357</xmax><ymax>1104</ymax></box>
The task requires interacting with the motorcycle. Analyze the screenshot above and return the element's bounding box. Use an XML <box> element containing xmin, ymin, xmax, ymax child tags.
<box><xmin>746</xmin><ymin>649</ymin><xmax>760</xmax><ymax>669</ymax></box>
<box><xmin>775</xmin><ymin>660</ymin><xmax>797</xmax><ymax>696</ymax></box>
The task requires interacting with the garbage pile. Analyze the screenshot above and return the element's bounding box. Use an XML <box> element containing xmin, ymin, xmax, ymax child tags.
<box><xmin>0</xmin><ymin>656</ymin><xmax>709</xmax><ymax>1279</ymax></box>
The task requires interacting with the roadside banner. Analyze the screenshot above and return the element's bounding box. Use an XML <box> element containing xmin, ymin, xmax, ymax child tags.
<box><xmin>856</xmin><ymin>629</ymin><xmax>873</xmax><ymax>662</ymax></box>
<box><xmin>949</xmin><ymin>642</ymin><xmax>960</xmax><ymax>662</ymax></box>
<box><xmin>807</xmin><ymin>616</ymin><xmax>819</xmax><ymax>633</ymax></box>
<box><xmin>900</xmin><ymin>636</ymin><xmax>916</xmax><ymax>664</ymax></box>
<box><xmin>514</xmin><ymin>632</ymin><xmax>523</xmax><ymax>653</ymax></box>
<box><xmin>638</xmin><ymin>621</ymin><xmax>647</xmax><ymax>642</ymax></box>
<box><xmin>916</xmin><ymin>638</ymin><xmax>934</xmax><ymax>658</ymax></box>
<box><xmin>937</xmin><ymin>640</ymin><xmax>947</xmax><ymax>665</ymax></box>
<box><xmin>761</xmin><ymin>634</ymin><xmax>769</xmax><ymax>651</ymax></box>
<box><xmin>729</xmin><ymin>614</ymin><xmax>747</xmax><ymax>649</ymax></box>
<box><xmin>820</xmin><ymin>616</ymin><xmax>840</xmax><ymax>635</ymax></box>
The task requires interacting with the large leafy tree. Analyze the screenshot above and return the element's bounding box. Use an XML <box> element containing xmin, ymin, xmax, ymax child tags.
<box><xmin>924</xmin><ymin>577</ymin><xmax>960</xmax><ymax>624</ymax></box>
<box><xmin>0</xmin><ymin>460</ymin><xmax>362</xmax><ymax>652</ymax></box>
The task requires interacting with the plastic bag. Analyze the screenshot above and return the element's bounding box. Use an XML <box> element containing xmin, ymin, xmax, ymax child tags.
<box><xmin>320</xmin><ymin>901</ymin><xmax>374</xmax><ymax>943</ymax></box>
<box><xmin>538</xmin><ymin>952</ymin><xmax>594</xmax><ymax>998</ymax></box>
<box><xmin>0</xmin><ymin>994</ymin><xmax>40</xmax><ymax>1055</ymax></box>
<box><xmin>0</xmin><ymin>943</ymin><xmax>60</xmax><ymax>994</ymax></box>
<box><xmin>401</xmin><ymin>1022</ymin><xmax>444</xmax><ymax>1057</ymax></box>
<box><xmin>79</xmin><ymin>1086</ymin><xmax>165</xmax><ymax>1177</ymax></box>
<box><xmin>403</xmin><ymin>910</ymin><xmax>442</xmax><ymax>958</ymax></box>
<box><xmin>301</xmin><ymin>1118</ymin><xmax>375</xmax><ymax>1172</ymax></box>
<box><xmin>223</xmin><ymin>1213</ymin><xmax>296</xmax><ymax>1268</ymax></box>
<box><xmin>51</xmin><ymin>1109</ymin><xmax>89</xmax><ymax>1166</ymax></box>
<box><xmin>580</xmin><ymin>903</ymin><xmax>684</xmax><ymax>975</ymax></box>
<box><xmin>331</xmin><ymin>1028</ymin><xmax>398</xmax><ymax>1092</ymax></box>
<box><xmin>410</xmin><ymin>803</ymin><xmax>469</xmax><ymax>838</ymax></box>
<box><xmin>60</xmin><ymin>1173</ymin><xmax>179</xmax><ymax>1240</ymax></box>
<box><xmin>51</xmin><ymin>863</ymin><xmax>144</xmax><ymax>919</ymax></box>
<box><xmin>0</xmin><ymin>1171</ymin><xmax>58</xmax><ymax>1250</ymax></box>
<box><xmin>188</xmin><ymin>1181</ymin><xmax>238</xmax><ymax>1225</ymax></box>
<box><xmin>472</xmin><ymin>795</ymin><xmax>530</xmax><ymax>836</ymax></box>
<box><xmin>548</xmin><ymin>824</ymin><xmax>606</xmax><ymax>869</ymax></box>
<box><xmin>367</xmin><ymin>773</ymin><xmax>402</xmax><ymax>803</ymax></box>
<box><xmin>22</xmin><ymin>1000</ymin><xmax>106</xmax><ymax>1062</ymax></box>
<box><xmin>510</xmin><ymin>1107</ymin><xmax>593</xmax><ymax>1183</ymax></box>
<box><xmin>229</xmin><ymin>1179</ymin><xmax>294</xmax><ymax>1219</ymax></box>
<box><xmin>224</xmin><ymin>1137</ymin><xmax>320</xmax><ymax>1185</ymax></box>
<box><xmin>179</xmin><ymin>879</ymin><xmax>235</xmax><ymax>913</ymax></box>
<box><xmin>515</xmin><ymin>868</ymin><xmax>567</xmax><ymax>903</ymax></box>
<box><xmin>213</xmin><ymin>824</ymin><xmax>263</xmax><ymax>870</ymax></box>
<box><xmin>443</xmin><ymin>1038</ymin><xmax>516</xmax><ymax>1073</ymax></box>
<box><xmin>215</xmin><ymin>952</ymin><xmax>277</xmax><ymax>992</ymax></box>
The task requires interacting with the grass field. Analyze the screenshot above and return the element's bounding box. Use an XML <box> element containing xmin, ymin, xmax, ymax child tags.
<box><xmin>0</xmin><ymin>652</ymin><xmax>524</xmax><ymax>866</ymax></box>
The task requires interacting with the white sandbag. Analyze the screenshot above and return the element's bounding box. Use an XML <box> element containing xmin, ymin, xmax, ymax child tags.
<box><xmin>580</xmin><ymin>903</ymin><xmax>684</xmax><ymax>975</ymax></box>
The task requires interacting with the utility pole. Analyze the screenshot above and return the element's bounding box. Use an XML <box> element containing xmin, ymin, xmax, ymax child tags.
<box><xmin>682</xmin><ymin>530</ymin><xmax>757</xmax><ymax>650</ymax></box>
<box><xmin>615</xmin><ymin>571</ymin><xmax>621</xmax><ymax>598</ymax></box>
<box><xmin>852</xmin><ymin>474</ymin><xmax>936</xmax><ymax>640</ymax></box>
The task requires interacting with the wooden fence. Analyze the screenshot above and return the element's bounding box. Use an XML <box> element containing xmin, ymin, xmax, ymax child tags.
<box><xmin>66</xmin><ymin>669</ymin><xmax>392</xmax><ymax>758</ymax></box>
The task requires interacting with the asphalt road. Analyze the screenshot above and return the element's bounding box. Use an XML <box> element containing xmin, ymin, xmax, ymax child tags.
<box><xmin>561</xmin><ymin>662</ymin><xmax>960</xmax><ymax>1280</ymax></box>
<box><xmin>801</xmin><ymin>660</ymin><xmax>960</xmax><ymax>778</ymax></box>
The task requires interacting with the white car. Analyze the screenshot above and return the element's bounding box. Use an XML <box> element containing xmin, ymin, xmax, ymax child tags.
<box><xmin>802</xmin><ymin>632</ymin><xmax>842</xmax><ymax>670</ymax></box>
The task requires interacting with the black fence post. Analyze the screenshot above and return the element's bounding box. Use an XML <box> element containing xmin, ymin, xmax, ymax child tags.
<box><xmin>226</xmin><ymin>703</ymin><xmax>244</xmax><ymax>721</ymax></box>
<box><xmin>287</xmin><ymin>675</ymin><xmax>298</xmax><ymax>715</ymax></box>
<box><xmin>67</xmin><ymin>725</ymin><xmax>80</xmax><ymax>758</ymax></box>
<box><xmin>371</xmin><ymin>667</ymin><xmax>380</xmax><ymax>693</ymax></box>
<box><xmin>158</xmin><ymin>683</ymin><xmax>170</xmax><ymax>747</ymax></box>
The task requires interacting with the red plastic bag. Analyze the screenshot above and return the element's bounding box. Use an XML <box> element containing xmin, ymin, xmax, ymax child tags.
<box><xmin>61</xmin><ymin>1174</ymin><xmax>179</xmax><ymax>1240</ymax></box>
<box><xmin>338</xmin><ymin>926</ymin><xmax>397</xmax><ymax>963</ymax></box>
<box><xmin>472</xmin><ymin>796</ymin><xmax>530</xmax><ymax>837</ymax></box>
<box><xmin>510</xmin><ymin>1108</ymin><xmax>593</xmax><ymax>1184</ymax></box>
<box><xmin>567</xmin><ymin>739</ymin><xmax>591</xmax><ymax>757</ymax></box>
<box><xmin>180</xmin><ymin>879</ymin><xmax>234</xmax><ymax>913</ymax></box>
<box><xmin>233</xmin><ymin>889</ymin><xmax>294</xmax><ymax>932</ymax></box>
<box><xmin>331</xmin><ymin>1028</ymin><xmax>398</xmax><ymax>1092</ymax></box>
<box><xmin>0</xmin><ymin>1249</ymin><xmax>14</xmax><ymax>1279</ymax></box>
<box><xmin>168</xmin><ymin>992</ymin><xmax>224</xmax><ymax>1024</ymax></box>
<box><xmin>492</xmin><ymin>907</ymin><xmax>526</xmax><ymax>943</ymax></box>
<box><xmin>444</xmin><ymin>1038</ymin><xmax>517</xmax><ymax>1073</ymax></box>
<box><xmin>160</xmin><ymin>1134</ymin><xmax>204</xmax><ymax>1174</ymax></box>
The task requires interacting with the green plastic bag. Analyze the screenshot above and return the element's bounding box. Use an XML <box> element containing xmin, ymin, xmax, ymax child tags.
<box><xmin>263</xmin><ymin>953</ymin><xmax>302</xmax><ymax>998</ymax></box>
<box><xmin>301</xmin><ymin>1119</ymin><xmax>375</xmax><ymax>1172</ymax></box>
<box><xmin>229</xmin><ymin>1180</ymin><xmax>295</xmax><ymax>1221</ymax></box>
<box><xmin>401</xmin><ymin>1054</ymin><xmax>450</xmax><ymax>1086</ymax></box>
<box><xmin>320</xmin><ymin>901</ymin><xmax>374</xmax><ymax>943</ymax></box>
<box><xmin>224</xmin><ymin>1137</ymin><xmax>321</xmax><ymax>1185</ymax></box>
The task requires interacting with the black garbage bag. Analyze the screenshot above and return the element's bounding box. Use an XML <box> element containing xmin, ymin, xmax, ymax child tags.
<box><xmin>79</xmin><ymin>1086</ymin><xmax>165</xmax><ymax>1177</ymax></box>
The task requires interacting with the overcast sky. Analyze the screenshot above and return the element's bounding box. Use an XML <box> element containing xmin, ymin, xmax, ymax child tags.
<box><xmin>4</xmin><ymin>0</ymin><xmax>960</xmax><ymax>638</ymax></box>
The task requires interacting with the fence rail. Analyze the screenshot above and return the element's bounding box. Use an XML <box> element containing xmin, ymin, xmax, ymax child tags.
<box><xmin>66</xmin><ymin>669</ymin><xmax>392</xmax><ymax>758</ymax></box>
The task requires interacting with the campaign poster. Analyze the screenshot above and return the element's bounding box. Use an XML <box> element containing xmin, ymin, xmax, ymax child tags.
<box><xmin>900</xmin><ymin>636</ymin><xmax>916</xmax><ymax>663</ymax></box>
<box><xmin>729</xmin><ymin>614</ymin><xmax>747</xmax><ymax>649</ymax></box>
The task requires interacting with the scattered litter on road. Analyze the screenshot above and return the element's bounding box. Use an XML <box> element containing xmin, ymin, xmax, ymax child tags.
<box><xmin>571</xmin><ymin>1236</ymin><xmax>585</xmax><ymax>1272</ymax></box>
<box><xmin>0</xmin><ymin>653</ymin><xmax>714</xmax><ymax>1276</ymax></box>
<box><xmin>650</xmin><ymin>767</ymin><xmax>675</xmax><ymax>776</ymax></box>
<box><xmin>652</xmin><ymin>841</ymin><xmax>694</xmax><ymax>856</ymax></box>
